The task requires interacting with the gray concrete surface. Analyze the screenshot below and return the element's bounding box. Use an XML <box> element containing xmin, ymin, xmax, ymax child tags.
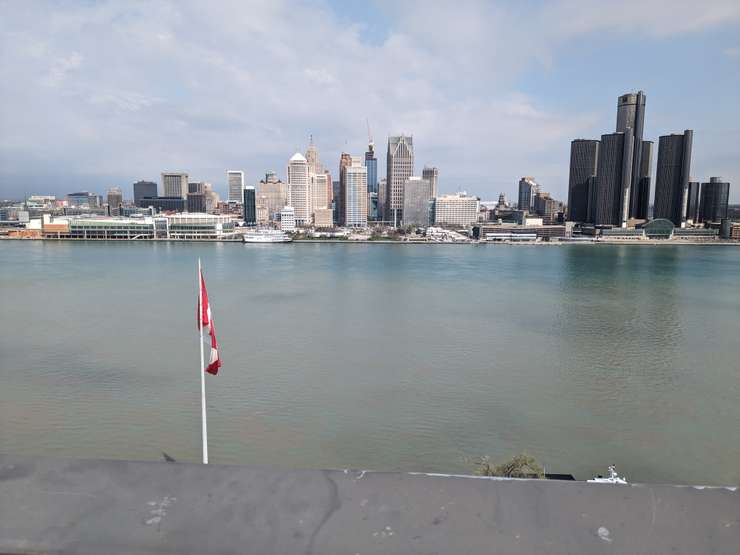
<box><xmin>0</xmin><ymin>454</ymin><xmax>738</xmax><ymax>554</ymax></box>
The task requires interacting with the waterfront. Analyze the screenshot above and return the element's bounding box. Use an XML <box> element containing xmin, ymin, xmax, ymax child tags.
<box><xmin>1</xmin><ymin>241</ymin><xmax>739</xmax><ymax>485</ymax></box>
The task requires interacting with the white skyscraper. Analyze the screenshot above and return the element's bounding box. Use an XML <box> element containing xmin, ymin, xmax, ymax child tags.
<box><xmin>287</xmin><ymin>152</ymin><xmax>311</xmax><ymax>225</ymax></box>
<box><xmin>345</xmin><ymin>157</ymin><xmax>368</xmax><ymax>228</ymax></box>
<box><xmin>162</xmin><ymin>172</ymin><xmax>188</xmax><ymax>199</ymax></box>
<box><xmin>227</xmin><ymin>170</ymin><xmax>245</xmax><ymax>202</ymax></box>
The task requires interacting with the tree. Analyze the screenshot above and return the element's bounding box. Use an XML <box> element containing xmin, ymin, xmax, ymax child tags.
<box><xmin>475</xmin><ymin>453</ymin><xmax>544</xmax><ymax>479</ymax></box>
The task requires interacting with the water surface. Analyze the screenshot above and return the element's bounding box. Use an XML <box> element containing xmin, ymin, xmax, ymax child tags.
<box><xmin>1</xmin><ymin>241</ymin><xmax>738</xmax><ymax>484</ymax></box>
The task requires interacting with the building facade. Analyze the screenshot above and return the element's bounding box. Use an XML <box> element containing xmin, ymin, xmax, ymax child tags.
<box><xmin>227</xmin><ymin>171</ymin><xmax>245</xmax><ymax>203</ymax></box>
<box><xmin>287</xmin><ymin>153</ymin><xmax>311</xmax><ymax>225</ymax></box>
<box><xmin>133</xmin><ymin>181</ymin><xmax>157</xmax><ymax>205</ymax></box>
<box><xmin>402</xmin><ymin>176</ymin><xmax>433</xmax><ymax>226</ymax></box>
<box><xmin>433</xmin><ymin>193</ymin><xmax>480</xmax><ymax>227</ymax></box>
<box><xmin>365</xmin><ymin>141</ymin><xmax>377</xmax><ymax>194</ymax></box>
<box><xmin>654</xmin><ymin>130</ymin><xmax>693</xmax><ymax>226</ymax></box>
<box><xmin>567</xmin><ymin>140</ymin><xmax>599</xmax><ymax>222</ymax></box>
<box><xmin>280</xmin><ymin>206</ymin><xmax>296</xmax><ymax>231</ymax></box>
<box><xmin>422</xmin><ymin>166</ymin><xmax>439</xmax><ymax>199</ymax></box>
<box><xmin>106</xmin><ymin>187</ymin><xmax>123</xmax><ymax>212</ymax></box>
<box><xmin>517</xmin><ymin>177</ymin><xmax>539</xmax><ymax>212</ymax></box>
<box><xmin>385</xmin><ymin>135</ymin><xmax>414</xmax><ymax>225</ymax></box>
<box><xmin>686</xmin><ymin>181</ymin><xmax>701</xmax><ymax>223</ymax></box>
<box><xmin>699</xmin><ymin>177</ymin><xmax>730</xmax><ymax>223</ymax></box>
<box><xmin>345</xmin><ymin>157</ymin><xmax>368</xmax><ymax>228</ymax></box>
<box><xmin>162</xmin><ymin>172</ymin><xmax>188</xmax><ymax>199</ymax></box>
<box><xmin>243</xmin><ymin>186</ymin><xmax>256</xmax><ymax>225</ymax></box>
<box><xmin>257</xmin><ymin>172</ymin><xmax>287</xmax><ymax>222</ymax></box>
<box><xmin>592</xmin><ymin>132</ymin><xmax>634</xmax><ymax>227</ymax></box>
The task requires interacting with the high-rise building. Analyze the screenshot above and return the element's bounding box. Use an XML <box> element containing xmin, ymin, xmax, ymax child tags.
<box><xmin>686</xmin><ymin>181</ymin><xmax>701</xmax><ymax>223</ymax></box>
<box><xmin>187</xmin><ymin>192</ymin><xmax>205</xmax><ymax>213</ymax></box>
<box><xmin>305</xmin><ymin>135</ymin><xmax>320</xmax><ymax>175</ymax></box>
<box><xmin>699</xmin><ymin>177</ymin><xmax>730</xmax><ymax>223</ymax></box>
<box><xmin>517</xmin><ymin>177</ymin><xmax>539</xmax><ymax>212</ymax></box>
<box><xmin>106</xmin><ymin>187</ymin><xmax>123</xmax><ymax>212</ymax></box>
<box><xmin>227</xmin><ymin>171</ymin><xmax>245</xmax><ymax>203</ymax></box>
<box><xmin>377</xmin><ymin>178</ymin><xmax>387</xmax><ymax>221</ymax></box>
<box><xmin>567</xmin><ymin>140</ymin><xmax>599</xmax><ymax>222</ymax></box>
<box><xmin>365</xmin><ymin>141</ymin><xmax>378</xmax><ymax>195</ymax></box>
<box><xmin>433</xmin><ymin>193</ymin><xmax>480</xmax><ymax>226</ymax></box>
<box><xmin>337</xmin><ymin>152</ymin><xmax>353</xmax><ymax>226</ymax></box>
<box><xmin>324</xmin><ymin>170</ymin><xmax>333</xmax><ymax>208</ymax></box>
<box><xmin>385</xmin><ymin>135</ymin><xmax>414</xmax><ymax>225</ymax></box>
<box><xmin>133</xmin><ymin>181</ymin><xmax>157</xmax><ymax>205</ymax></box>
<box><xmin>402</xmin><ymin>177</ymin><xmax>433</xmax><ymax>226</ymax></box>
<box><xmin>162</xmin><ymin>172</ymin><xmax>188</xmax><ymax>199</ymax></box>
<box><xmin>287</xmin><ymin>153</ymin><xmax>311</xmax><ymax>225</ymax></box>
<box><xmin>616</xmin><ymin>91</ymin><xmax>650</xmax><ymax>219</ymax></box>
<box><xmin>345</xmin><ymin>157</ymin><xmax>368</xmax><ymax>228</ymax></box>
<box><xmin>257</xmin><ymin>172</ymin><xmax>287</xmax><ymax>222</ymax></box>
<box><xmin>654</xmin><ymin>130</ymin><xmax>693</xmax><ymax>226</ymax></box>
<box><xmin>592</xmin><ymin>132</ymin><xmax>634</xmax><ymax>227</ymax></box>
<box><xmin>311</xmin><ymin>173</ymin><xmax>330</xmax><ymax>212</ymax></box>
<box><xmin>422</xmin><ymin>166</ymin><xmax>439</xmax><ymax>199</ymax></box>
<box><xmin>243</xmin><ymin>186</ymin><xmax>256</xmax><ymax>225</ymax></box>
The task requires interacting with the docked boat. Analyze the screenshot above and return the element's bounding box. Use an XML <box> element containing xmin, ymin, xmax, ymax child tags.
<box><xmin>242</xmin><ymin>229</ymin><xmax>292</xmax><ymax>243</ymax></box>
<box><xmin>588</xmin><ymin>465</ymin><xmax>628</xmax><ymax>484</ymax></box>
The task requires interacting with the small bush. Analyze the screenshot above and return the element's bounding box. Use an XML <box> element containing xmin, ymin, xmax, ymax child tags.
<box><xmin>475</xmin><ymin>453</ymin><xmax>544</xmax><ymax>478</ymax></box>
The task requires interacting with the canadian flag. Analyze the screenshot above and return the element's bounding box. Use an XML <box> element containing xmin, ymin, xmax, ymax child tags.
<box><xmin>197</xmin><ymin>271</ymin><xmax>222</xmax><ymax>375</ymax></box>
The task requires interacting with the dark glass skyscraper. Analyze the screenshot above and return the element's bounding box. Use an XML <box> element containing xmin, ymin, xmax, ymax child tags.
<box><xmin>592</xmin><ymin>132</ymin><xmax>633</xmax><ymax>226</ymax></box>
<box><xmin>133</xmin><ymin>181</ymin><xmax>157</xmax><ymax>205</ymax></box>
<box><xmin>242</xmin><ymin>186</ymin><xmax>256</xmax><ymax>225</ymax></box>
<box><xmin>365</xmin><ymin>142</ymin><xmax>377</xmax><ymax>195</ymax></box>
<box><xmin>616</xmin><ymin>91</ymin><xmax>650</xmax><ymax>219</ymax></box>
<box><xmin>567</xmin><ymin>139</ymin><xmax>599</xmax><ymax>222</ymax></box>
<box><xmin>699</xmin><ymin>177</ymin><xmax>730</xmax><ymax>223</ymax></box>
<box><xmin>654</xmin><ymin>130</ymin><xmax>693</xmax><ymax>226</ymax></box>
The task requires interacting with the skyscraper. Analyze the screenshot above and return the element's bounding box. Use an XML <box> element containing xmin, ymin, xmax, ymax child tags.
<box><xmin>699</xmin><ymin>177</ymin><xmax>730</xmax><ymax>223</ymax></box>
<box><xmin>311</xmin><ymin>172</ymin><xmax>330</xmax><ymax>211</ymax></box>
<box><xmin>365</xmin><ymin>141</ymin><xmax>377</xmax><ymax>194</ymax></box>
<box><xmin>227</xmin><ymin>170</ymin><xmax>245</xmax><ymax>203</ymax></box>
<box><xmin>243</xmin><ymin>186</ymin><xmax>256</xmax><ymax>225</ymax></box>
<box><xmin>567</xmin><ymin>140</ymin><xmax>599</xmax><ymax>222</ymax></box>
<box><xmin>337</xmin><ymin>152</ymin><xmax>352</xmax><ymax>226</ymax></box>
<box><xmin>106</xmin><ymin>187</ymin><xmax>123</xmax><ymax>210</ymax></box>
<box><xmin>162</xmin><ymin>172</ymin><xmax>188</xmax><ymax>199</ymax></box>
<box><xmin>402</xmin><ymin>176</ymin><xmax>433</xmax><ymax>226</ymax></box>
<box><xmin>305</xmin><ymin>135</ymin><xmax>320</xmax><ymax>175</ymax></box>
<box><xmin>422</xmin><ymin>166</ymin><xmax>439</xmax><ymax>199</ymax></box>
<box><xmin>287</xmin><ymin>153</ymin><xmax>311</xmax><ymax>225</ymax></box>
<box><xmin>133</xmin><ymin>181</ymin><xmax>157</xmax><ymax>205</ymax></box>
<box><xmin>385</xmin><ymin>135</ymin><xmax>414</xmax><ymax>225</ymax></box>
<box><xmin>616</xmin><ymin>91</ymin><xmax>651</xmax><ymax>219</ymax></box>
<box><xmin>654</xmin><ymin>130</ymin><xmax>693</xmax><ymax>226</ymax></box>
<box><xmin>517</xmin><ymin>177</ymin><xmax>539</xmax><ymax>213</ymax></box>
<box><xmin>592</xmin><ymin>132</ymin><xmax>634</xmax><ymax>227</ymax></box>
<box><xmin>345</xmin><ymin>157</ymin><xmax>367</xmax><ymax>227</ymax></box>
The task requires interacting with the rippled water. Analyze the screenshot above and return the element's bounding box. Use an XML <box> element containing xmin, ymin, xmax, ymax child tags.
<box><xmin>1</xmin><ymin>241</ymin><xmax>739</xmax><ymax>484</ymax></box>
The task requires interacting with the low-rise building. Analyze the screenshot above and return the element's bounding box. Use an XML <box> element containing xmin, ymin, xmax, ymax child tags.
<box><xmin>313</xmin><ymin>208</ymin><xmax>333</xmax><ymax>228</ymax></box>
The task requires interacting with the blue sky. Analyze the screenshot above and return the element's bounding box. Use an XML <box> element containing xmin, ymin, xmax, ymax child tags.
<box><xmin>0</xmin><ymin>0</ymin><xmax>738</xmax><ymax>202</ymax></box>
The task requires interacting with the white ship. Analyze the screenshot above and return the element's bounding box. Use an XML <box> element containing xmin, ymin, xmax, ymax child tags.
<box><xmin>242</xmin><ymin>229</ymin><xmax>292</xmax><ymax>243</ymax></box>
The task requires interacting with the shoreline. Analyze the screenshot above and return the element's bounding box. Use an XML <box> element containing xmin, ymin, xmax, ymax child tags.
<box><xmin>2</xmin><ymin>236</ymin><xmax>740</xmax><ymax>246</ymax></box>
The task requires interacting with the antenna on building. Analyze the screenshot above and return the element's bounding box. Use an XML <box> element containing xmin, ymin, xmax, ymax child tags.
<box><xmin>366</xmin><ymin>118</ymin><xmax>373</xmax><ymax>145</ymax></box>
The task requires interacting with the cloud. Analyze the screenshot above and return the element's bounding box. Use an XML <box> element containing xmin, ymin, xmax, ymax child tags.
<box><xmin>725</xmin><ymin>46</ymin><xmax>740</xmax><ymax>58</ymax></box>
<box><xmin>0</xmin><ymin>0</ymin><xmax>738</xmax><ymax>202</ymax></box>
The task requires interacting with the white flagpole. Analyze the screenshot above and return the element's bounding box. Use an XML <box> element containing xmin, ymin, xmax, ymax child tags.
<box><xmin>198</xmin><ymin>258</ymin><xmax>209</xmax><ymax>464</ymax></box>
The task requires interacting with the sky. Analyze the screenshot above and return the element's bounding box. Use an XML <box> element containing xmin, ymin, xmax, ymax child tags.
<box><xmin>1</xmin><ymin>0</ymin><xmax>739</xmax><ymax>203</ymax></box>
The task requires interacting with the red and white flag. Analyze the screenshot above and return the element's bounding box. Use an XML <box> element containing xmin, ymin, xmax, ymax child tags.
<box><xmin>197</xmin><ymin>271</ymin><xmax>222</xmax><ymax>375</ymax></box>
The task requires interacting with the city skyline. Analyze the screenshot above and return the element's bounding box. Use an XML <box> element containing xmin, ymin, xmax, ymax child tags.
<box><xmin>1</xmin><ymin>1</ymin><xmax>739</xmax><ymax>203</ymax></box>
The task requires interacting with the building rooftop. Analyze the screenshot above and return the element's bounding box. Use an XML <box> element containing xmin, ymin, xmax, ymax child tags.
<box><xmin>0</xmin><ymin>454</ymin><xmax>737</xmax><ymax>554</ymax></box>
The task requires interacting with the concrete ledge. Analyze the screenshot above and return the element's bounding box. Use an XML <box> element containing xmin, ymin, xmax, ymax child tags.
<box><xmin>0</xmin><ymin>454</ymin><xmax>738</xmax><ymax>554</ymax></box>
